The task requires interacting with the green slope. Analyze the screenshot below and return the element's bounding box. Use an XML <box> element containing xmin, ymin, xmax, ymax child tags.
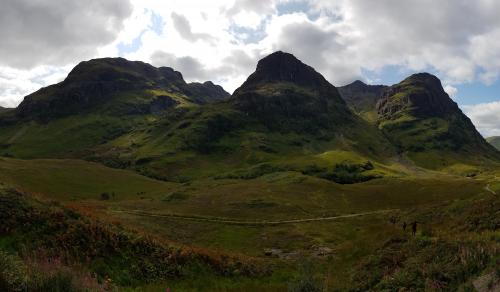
<box><xmin>376</xmin><ymin>73</ymin><xmax>500</xmax><ymax>169</ymax></box>
<box><xmin>486</xmin><ymin>136</ymin><xmax>500</xmax><ymax>150</ymax></box>
<box><xmin>0</xmin><ymin>52</ymin><xmax>401</xmax><ymax>183</ymax></box>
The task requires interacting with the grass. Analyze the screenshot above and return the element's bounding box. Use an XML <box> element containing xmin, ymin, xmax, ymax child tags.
<box><xmin>0</xmin><ymin>187</ymin><xmax>268</xmax><ymax>290</ymax></box>
<box><xmin>0</xmin><ymin>155</ymin><xmax>497</xmax><ymax>290</ymax></box>
<box><xmin>0</xmin><ymin>157</ymin><xmax>178</xmax><ymax>201</ymax></box>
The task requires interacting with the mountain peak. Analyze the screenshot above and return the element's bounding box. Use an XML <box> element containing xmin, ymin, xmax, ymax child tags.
<box><xmin>236</xmin><ymin>51</ymin><xmax>331</xmax><ymax>91</ymax></box>
<box><xmin>377</xmin><ymin>72</ymin><xmax>456</xmax><ymax>119</ymax></box>
<box><xmin>401</xmin><ymin>72</ymin><xmax>443</xmax><ymax>90</ymax></box>
<box><xmin>351</xmin><ymin>80</ymin><xmax>367</xmax><ymax>86</ymax></box>
<box><xmin>65</xmin><ymin>57</ymin><xmax>185</xmax><ymax>84</ymax></box>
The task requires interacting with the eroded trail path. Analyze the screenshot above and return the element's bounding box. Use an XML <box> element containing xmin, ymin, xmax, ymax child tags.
<box><xmin>111</xmin><ymin>208</ymin><xmax>398</xmax><ymax>226</ymax></box>
<box><xmin>485</xmin><ymin>175</ymin><xmax>498</xmax><ymax>196</ymax></box>
<box><xmin>485</xmin><ymin>184</ymin><xmax>496</xmax><ymax>195</ymax></box>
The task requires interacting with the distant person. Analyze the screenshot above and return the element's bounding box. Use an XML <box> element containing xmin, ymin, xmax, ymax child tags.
<box><xmin>411</xmin><ymin>221</ymin><xmax>417</xmax><ymax>236</ymax></box>
<box><xmin>402</xmin><ymin>221</ymin><xmax>407</xmax><ymax>231</ymax></box>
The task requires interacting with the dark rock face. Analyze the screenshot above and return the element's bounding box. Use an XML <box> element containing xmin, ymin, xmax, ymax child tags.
<box><xmin>235</xmin><ymin>51</ymin><xmax>335</xmax><ymax>91</ymax></box>
<box><xmin>15</xmin><ymin>58</ymin><xmax>227</xmax><ymax>120</ymax></box>
<box><xmin>185</xmin><ymin>81</ymin><xmax>230</xmax><ymax>104</ymax></box>
<box><xmin>377</xmin><ymin>73</ymin><xmax>498</xmax><ymax>156</ymax></box>
<box><xmin>231</xmin><ymin>51</ymin><xmax>352</xmax><ymax>131</ymax></box>
<box><xmin>338</xmin><ymin>80</ymin><xmax>387</xmax><ymax>113</ymax></box>
<box><xmin>377</xmin><ymin>73</ymin><xmax>458</xmax><ymax>120</ymax></box>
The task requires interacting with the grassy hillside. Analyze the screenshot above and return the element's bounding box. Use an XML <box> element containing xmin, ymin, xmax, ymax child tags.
<box><xmin>0</xmin><ymin>157</ymin><xmax>498</xmax><ymax>290</ymax></box>
<box><xmin>0</xmin><ymin>186</ymin><xmax>268</xmax><ymax>291</ymax></box>
<box><xmin>0</xmin><ymin>53</ymin><xmax>400</xmax><ymax>183</ymax></box>
<box><xmin>377</xmin><ymin>73</ymin><xmax>500</xmax><ymax>170</ymax></box>
<box><xmin>487</xmin><ymin>136</ymin><xmax>500</xmax><ymax>150</ymax></box>
<box><xmin>1</xmin><ymin>53</ymin><xmax>500</xmax><ymax>290</ymax></box>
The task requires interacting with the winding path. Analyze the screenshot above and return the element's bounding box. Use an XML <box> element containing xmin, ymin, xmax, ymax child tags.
<box><xmin>485</xmin><ymin>183</ymin><xmax>496</xmax><ymax>195</ymax></box>
<box><xmin>110</xmin><ymin>208</ymin><xmax>398</xmax><ymax>226</ymax></box>
<box><xmin>485</xmin><ymin>175</ymin><xmax>498</xmax><ymax>196</ymax></box>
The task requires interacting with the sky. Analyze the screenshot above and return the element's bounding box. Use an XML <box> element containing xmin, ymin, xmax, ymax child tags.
<box><xmin>1</xmin><ymin>0</ymin><xmax>500</xmax><ymax>136</ymax></box>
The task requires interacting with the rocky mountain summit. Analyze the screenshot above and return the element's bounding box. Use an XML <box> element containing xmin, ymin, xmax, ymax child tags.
<box><xmin>377</xmin><ymin>73</ymin><xmax>459</xmax><ymax>120</ymax></box>
<box><xmin>232</xmin><ymin>51</ymin><xmax>352</xmax><ymax>132</ymax></box>
<box><xmin>15</xmin><ymin>58</ymin><xmax>228</xmax><ymax>120</ymax></box>
<box><xmin>376</xmin><ymin>73</ymin><xmax>497</xmax><ymax>158</ymax></box>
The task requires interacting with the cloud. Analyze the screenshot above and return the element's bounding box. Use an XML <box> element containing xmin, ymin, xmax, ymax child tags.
<box><xmin>150</xmin><ymin>49</ymin><xmax>257</xmax><ymax>92</ymax></box>
<box><xmin>463</xmin><ymin>101</ymin><xmax>500</xmax><ymax>137</ymax></box>
<box><xmin>444</xmin><ymin>85</ymin><xmax>458</xmax><ymax>98</ymax></box>
<box><xmin>3</xmin><ymin>0</ymin><xmax>500</xmax><ymax>116</ymax></box>
<box><xmin>0</xmin><ymin>65</ymin><xmax>70</xmax><ymax>107</ymax></box>
<box><xmin>260</xmin><ymin>13</ymin><xmax>361</xmax><ymax>85</ymax></box>
<box><xmin>0</xmin><ymin>0</ymin><xmax>132</xmax><ymax>69</ymax></box>
<box><xmin>171</xmin><ymin>13</ymin><xmax>216</xmax><ymax>43</ymax></box>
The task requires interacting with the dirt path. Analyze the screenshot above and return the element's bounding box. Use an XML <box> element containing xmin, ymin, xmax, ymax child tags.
<box><xmin>485</xmin><ymin>175</ymin><xmax>498</xmax><ymax>196</ymax></box>
<box><xmin>485</xmin><ymin>183</ymin><xmax>496</xmax><ymax>195</ymax></box>
<box><xmin>111</xmin><ymin>208</ymin><xmax>398</xmax><ymax>226</ymax></box>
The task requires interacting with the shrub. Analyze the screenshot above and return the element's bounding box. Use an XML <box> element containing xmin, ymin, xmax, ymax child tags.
<box><xmin>288</xmin><ymin>260</ymin><xmax>323</xmax><ymax>292</ymax></box>
<box><xmin>0</xmin><ymin>250</ymin><xmax>27</xmax><ymax>292</ymax></box>
<box><xmin>100</xmin><ymin>192</ymin><xmax>110</xmax><ymax>200</ymax></box>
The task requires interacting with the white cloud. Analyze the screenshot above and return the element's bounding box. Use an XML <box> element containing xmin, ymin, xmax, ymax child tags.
<box><xmin>444</xmin><ymin>85</ymin><xmax>458</xmax><ymax>99</ymax></box>
<box><xmin>3</xmin><ymin>0</ymin><xmax>500</xmax><ymax>118</ymax></box>
<box><xmin>0</xmin><ymin>65</ymin><xmax>71</xmax><ymax>107</ymax></box>
<box><xmin>463</xmin><ymin>101</ymin><xmax>500</xmax><ymax>137</ymax></box>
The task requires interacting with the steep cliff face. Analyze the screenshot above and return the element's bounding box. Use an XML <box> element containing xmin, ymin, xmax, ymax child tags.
<box><xmin>231</xmin><ymin>51</ymin><xmax>353</xmax><ymax>132</ymax></box>
<box><xmin>15</xmin><ymin>58</ymin><xmax>228</xmax><ymax>120</ymax></box>
<box><xmin>376</xmin><ymin>73</ymin><xmax>498</xmax><ymax>162</ymax></box>
<box><xmin>338</xmin><ymin>80</ymin><xmax>387</xmax><ymax>122</ymax></box>
<box><xmin>377</xmin><ymin>73</ymin><xmax>458</xmax><ymax>120</ymax></box>
<box><xmin>184</xmin><ymin>81</ymin><xmax>230</xmax><ymax>104</ymax></box>
<box><xmin>339</xmin><ymin>80</ymin><xmax>387</xmax><ymax>112</ymax></box>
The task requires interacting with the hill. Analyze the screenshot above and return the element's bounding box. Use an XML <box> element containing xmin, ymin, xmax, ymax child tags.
<box><xmin>0</xmin><ymin>58</ymin><xmax>228</xmax><ymax>158</ymax></box>
<box><xmin>487</xmin><ymin>136</ymin><xmax>500</xmax><ymax>150</ymax></box>
<box><xmin>376</xmin><ymin>73</ymin><xmax>500</xmax><ymax>169</ymax></box>
<box><xmin>0</xmin><ymin>51</ymin><xmax>398</xmax><ymax>182</ymax></box>
<box><xmin>0</xmin><ymin>53</ymin><xmax>498</xmax><ymax>177</ymax></box>
<box><xmin>15</xmin><ymin>57</ymin><xmax>228</xmax><ymax>121</ymax></box>
<box><xmin>338</xmin><ymin>80</ymin><xmax>387</xmax><ymax>122</ymax></box>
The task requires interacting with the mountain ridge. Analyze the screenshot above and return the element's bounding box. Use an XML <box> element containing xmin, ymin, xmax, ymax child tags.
<box><xmin>0</xmin><ymin>52</ymin><xmax>497</xmax><ymax>176</ymax></box>
<box><xmin>15</xmin><ymin>57</ymin><xmax>229</xmax><ymax>121</ymax></box>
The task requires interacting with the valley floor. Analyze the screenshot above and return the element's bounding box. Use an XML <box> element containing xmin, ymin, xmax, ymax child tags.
<box><xmin>0</xmin><ymin>157</ymin><xmax>499</xmax><ymax>291</ymax></box>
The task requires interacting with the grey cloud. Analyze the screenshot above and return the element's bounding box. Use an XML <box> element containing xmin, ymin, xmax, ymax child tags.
<box><xmin>463</xmin><ymin>102</ymin><xmax>500</xmax><ymax>137</ymax></box>
<box><xmin>171</xmin><ymin>13</ymin><xmax>216</xmax><ymax>43</ymax></box>
<box><xmin>0</xmin><ymin>0</ymin><xmax>132</xmax><ymax>69</ymax></box>
<box><xmin>333</xmin><ymin>0</ymin><xmax>500</xmax><ymax>83</ymax></box>
<box><xmin>226</xmin><ymin>0</ymin><xmax>275</xmax><ymax>16</ymax></box>
<box><xmin>272</xmin><ymin>21</ymin><xmax>361</xmax><ymax>85</ymax></box>
<box><xmin>151</xmin><ymin>50</ymin><xmax>257</xmax><ymax>86</ymax></box>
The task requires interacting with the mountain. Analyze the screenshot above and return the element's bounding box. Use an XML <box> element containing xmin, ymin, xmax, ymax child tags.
<box><xmin>15</xmin><ymin>58</ymin><xmax>228</xmax><ymax>121</ymax></box>
<box><xmin>231</xmin><ymin>51</ymin><xmax>355</xmax><ymax>132</ymax></box>
<box><xmin>0</xmin><ymin>52</ymin><xmax>497</xmax><ymax>179</ymax></box>
<box><xmin>338</xmin><ymin>80</ymin><xmax>387</xmax><ymax>122</ymax></box>
<box><xmin>376</xmin><ymin>73</ymin><xmax>499</xmax><ymax>167</ymax></box>
<box><xmin>0</xmin><ymin>51</ymin><xmax>396</xmax><ymax>181</ymax></box>
<box><xmin>0</xmin><ymin>57</ymin><xmax>229</xmax><ymax>158</ymax></box>
<box><xmin>114</xmin><ymin>51</ymin><xmax>395</xmax><ymax>180</ymax></box>
<box><xmin>487</xmin><ymin>136</ymin><xmax>500</xmax><ymax>150</ymax></box>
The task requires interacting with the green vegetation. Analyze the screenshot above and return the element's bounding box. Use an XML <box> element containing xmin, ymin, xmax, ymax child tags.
<box><xmin>487</xmin><ymin>136</ymin><xmax>500</xmax><ymax>150</ymax></box>
<box><xmin>0</xmin><ymin>187</ymin><xmax>266</xmax><ymax>290</ymax></box>
<box><xmin>0</xmin><ymin>54</ymin><xmax>499</xmax><ymax>290</ymax></box>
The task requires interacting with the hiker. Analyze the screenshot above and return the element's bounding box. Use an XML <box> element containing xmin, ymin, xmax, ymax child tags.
<box><xmin>411</xmin><ymin>221</ymin><xmax>417</xmax><ymax>236</ymax></box>
<box><xmin>402</xmin><ymin>221</ymin><xmax>407</xmax><ymax>231</ymax></box>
